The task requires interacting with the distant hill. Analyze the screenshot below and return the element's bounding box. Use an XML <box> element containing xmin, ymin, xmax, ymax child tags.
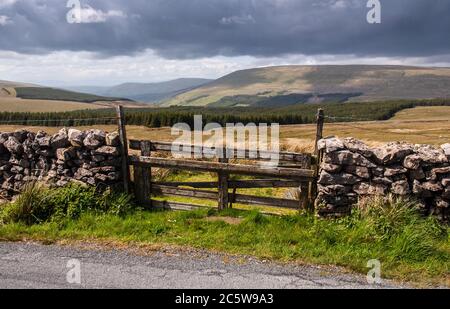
<box><xmin>68</xmin><ymin>78</ymin><xmax>212</xmax><ymax>103</ymax></box>
<box><xmin>0</xmin><ymin>80</ymin><xmax>138</xmax><ymax>112</ymax></box>
<box><xmin>161</xmin><ymin>65</ymin><xmax>450</xmax><ymax>107</ymax></box>
<box><xmin>0</xmin><ymin>80</ymin><xmax>40</xmax><ymax>88</ymax></box>
<box><xmin>14</xmin><ymin>87</ymin><xmax>131</xmax><ymax>103</ymax></box>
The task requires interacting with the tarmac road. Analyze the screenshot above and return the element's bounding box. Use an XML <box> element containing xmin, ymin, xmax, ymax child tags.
<box><xmin>0</xmin><ymin>242</ymin><xmax>404</xmax><ymax>289</ymax></box>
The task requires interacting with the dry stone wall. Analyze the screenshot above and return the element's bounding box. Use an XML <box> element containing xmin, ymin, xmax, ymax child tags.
<box><xmin>316</xmin><ymin>137</ymin><xmax>450</xmax><ymax>221</ymax></box>
<box><xmin>0</xmin><ymin>128</ymin><xmax>123</xmax><ymax>199</ymax></box>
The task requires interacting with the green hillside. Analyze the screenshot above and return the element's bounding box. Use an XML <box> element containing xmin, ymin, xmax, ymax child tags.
<box><xmin>161</xmin><ymin>65</ymin><xmax>450</xmax><ymax>107</ymax></box>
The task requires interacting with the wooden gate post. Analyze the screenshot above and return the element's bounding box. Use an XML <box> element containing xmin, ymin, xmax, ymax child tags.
<box><xmin>309</xmin><ymin>108</ymin><xmax>325</xmax><ymax>213</ymax></box>
<box><xmin>218</xmin><ymin>148</ymin><xmax>229</xmax><ymax>211</ymax></box>
<box><xmin>116</xmin><ymin>105</ymin><xmax>130</xmax><ymax>193</ymax></box>
<box><xmin>314</xmin><ymin>108</ymin><xmax>325</xmax><ymax>156</ymax></box>
<box><xmin>134</xmin><ymin>141</ymin><xmax>152</xmax><ymax>207</ymax></box>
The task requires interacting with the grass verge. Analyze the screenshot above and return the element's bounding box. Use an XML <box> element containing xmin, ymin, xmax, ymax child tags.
<box><xmin>0</xmin><ymin>184</ymin><xmax>448</xmax><ymax>287</ymax></box>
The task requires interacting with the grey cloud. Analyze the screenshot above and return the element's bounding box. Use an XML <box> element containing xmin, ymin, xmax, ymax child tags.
<box><xmin>0</xmin><ymin>0</ymin><xmax>449</xmax><ymax>59</ymax></box>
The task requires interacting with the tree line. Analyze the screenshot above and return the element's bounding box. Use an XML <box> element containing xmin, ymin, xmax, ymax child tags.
<box><xmin>0</xmin><ymin>99</ymin><xmax>448</xmax><ymax>128</ymax></box>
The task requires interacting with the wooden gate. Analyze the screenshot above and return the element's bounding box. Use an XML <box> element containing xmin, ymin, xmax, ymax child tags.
<box><xmin>116</xmin><ymin>106</ymin><xmax>325</xmax><ymax>213</ymax></box>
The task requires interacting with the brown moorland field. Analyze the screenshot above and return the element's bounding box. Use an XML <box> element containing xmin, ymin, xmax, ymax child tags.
<box><xmin>0</xmin><ymin>97</ymin><xmax>108</xmax><ymax>112</ymax></box>
<box><xmin>0</xmin><ymin>106</ymin><xmax>448</xmax><ymax>148</ymax></box>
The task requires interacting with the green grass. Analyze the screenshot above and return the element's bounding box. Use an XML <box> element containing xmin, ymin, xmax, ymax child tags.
<box><xmin>0</xmin><ymin>184</ymin><xmax>448</xmax><ymax>286</ymax></box>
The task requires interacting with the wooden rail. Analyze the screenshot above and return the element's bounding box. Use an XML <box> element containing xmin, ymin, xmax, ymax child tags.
<box><xmin>129</xmin><ymin>156</ymin><xmax>315</xmax><ymax>180</ymax></box>
<box><xmin>129</xmin><ymin>140</ymin><xmax>315</xmax><ymax>167</ymax></box>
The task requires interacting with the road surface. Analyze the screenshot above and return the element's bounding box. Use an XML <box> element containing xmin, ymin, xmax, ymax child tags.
<box><xmin>0</xmin><ymin>242</ymin><xmax>404</xmax><ymax>289</ymax></box>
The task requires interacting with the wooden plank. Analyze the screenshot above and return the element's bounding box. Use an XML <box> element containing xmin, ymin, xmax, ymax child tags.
<box><xmin>299</xmin><ymin>183</ymin><xmax>310</xmax><ymax>212</ymax></box>
<box><xmin>134</xmin><ymin>141</ymin><xmax>152</xmax><ymax>206</ymax></box>
<box><xmin>152</xmin><ymin>185</ymin><xmax>299</xmax><ymax>209</ymax></box>
<box><xmin>151</xmin><ymin>200</ymin><xmax>206</xmax><ymax>211</ymax></box>
<box><xmin>218</xmin><ymin>157</ymin><xmax>229</xmax><ymax>210</ymax></box>
<box><xmin>152</xmin><ymin>185</ymin><xmax>216</xmax><ymax>200</ymax></box>
<box><xmin>116</xmin><ymin>105</ymin><xmax>130</xmax><ymax>193</ymax></box>
<box><xmin>155</xmin><ymin>179</ymin><xmax>303</xmax><ymax>189</ymax></box>
<box><xmin>130</xmin><ymin>156</ymin><xmax>315</xmax><ymax>180</ymax></box>
<box><xmin>129</xmin><ymin>140</ymin><xmax>312</xmax><ymax>166</ymax></box>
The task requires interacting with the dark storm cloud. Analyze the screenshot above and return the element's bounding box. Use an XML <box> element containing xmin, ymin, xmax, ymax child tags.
<box><xmin>0</xmin><ymin>0</ymin><xmax>449</xmax><ymax>59</ymax></box>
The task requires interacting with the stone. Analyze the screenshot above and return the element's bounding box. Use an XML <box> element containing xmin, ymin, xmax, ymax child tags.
<box><xmin>83</xmin><ymin>129</ymin><xmax>106</xmax><ymax>150</ymax></box>
<box><xmin>0</xmin><ymin>132</ymin><xmax>11</xmax><ymax>143</ymax></box>
<box><xmin>4</xmin><ymin>136</ymin><xmax>24</xmax><ymax>155</ymax></box>
<box><xmin>443</xmin><ymin>187</ymin><xmax>450</xmax><ymax>199</ymax></box>
<box><xmin>107</xmin><ymin>172</ymin><xmax>120</xmax><ymax>181</ymax></box>
<box><xmin>10</xmin><ymin>165</ymin><xmax>24</xmax><ymax>173</ymax></box>
<box><xmin>372</xmin><ymin>177</ymin><xmax>393</xmax><ymax>185</ymax></box>
<box><xmin>68</xmin><ymin>129</ymin><xmax>85</xmax><ymax>147</ymax></box>
<box><xmin>36</xmin><ymin>131</ymin><xmax>51</xmax><ymax>148</ymax></box>
<box><xmin>318</xmin><ymin>184</ymin><xmax>352</xmax><ymax>196</ymax></box>
<box><xmin>56</xmin><ymin>180</ymin><xmax>69</xmax><ymax>187</ymax></box>
<box><xmin>92</xmin><ymin>155</ymin><xmax>106</xmax><ymax>162</ymax></box>
<box><xmin>421</xmin><ymin>181</ymin><xmax>443</xmax><ymax>192</ymax></box>
<box><xmin>430</xmin><ymin>167</ymin><xmax>450</xmax><ymax>180</ymax></box>
<box><xmin>98</xmin><ymin>158</ymin><xmax>122</xmax><ymax>167</ymax></box>
<box><xmin>371</xmin><ymin>167</ymin><xmax>384</xmax><ymax>177</ymax></box>
<box><xmin>318</xmin><ymin>171</ymin><xmax>361</xmax><ymax>185</ymax></box>
<box><xmin>391</xmin><ymin>180</ymin><xmax>410</xmax><ymax>195</ymax></box>
<box><xmin>384</xmin><ymin>166</ymin><xmax>407</xmax><ymax>177</ymax></box>
<box><xmin>321</xmin><ymin>163</ymin><xmax>342</xmax><ymax>173</ymax></box>
<box><xmin>435</xmin><ymin>197</ymin><xmax>449</xmax><ymax>209</ymax></box>
<box><xmin>47</xmin><ymin>170</ymin><xmax>58</xmax><ymax>179</ymax></box>
<box><xmin>353</xmin><ymin>182</ymin><xmax>387</xmax><ymax>195</ymax></box>
<box><xmin>56</xmin><ymin>147</ymin><xmax>76</xmax><ymax>161</ymax></box>
<box><xmin>317</xmin><ymin>137</ymin><xmax>345</xmax><ymax>153</ymax></box>
<box><xmin>106</xmin><ymin>132</ymin><xmax>121</xmax><ymax>147</ymax></box>
<box><xmin>344</xmin><ymin>165</ymin><xmax>370</xmax><ymax>179</ymax></box>
<box><xmin>403</xmin><ymin>154</ymin><xmax>422</xmax><ymax>170</ymax></box>
<box><xmin>13</xmin><ymin>129</ymin><xmax>28</xmax><ymax>143</ymax></box>
<box><xmin>95</xmin><ymin>173</ymin><xmax>108</xmax><ymax>182</ymax></box>
<box><xmin>372</xmin><ymin>142</ymin><xmax>413</xmax><ymax>165</ymax></box>
<box><xmin>94</xmin><ymin>146</ymin><xmax>119</xmax><ymax>156</ymax></box>
<box><xmin>36</xmin><ymin>149</ymin><xmax>53</xmax><ymax>157</ymax></box>
<box><xmin>342</xmin><ymin>137</ymin><xmax>374</xmax><ymax>158</ymax></box>
<box><xmin>18</xmin><ymin>159</ymin><xmax>30</xmax><ymax>168</ymax></box>
<box><xmin>90</xmin><ymin>166</ymin><xmax>117</xmax><ymax>174</ymax></box>
<box><xmin>75</xmin><ymin>168</ymin><xmax>93</xmax><ymax>179</ymax></box>
<box><xmin>442</xmin><ymin>178</ymin><xmax>450</xmax><ymax>187</ymax></box>
<box><xmin>76</xmin><ymin>149</ymin><xmax>90</xmax><ymax>160</ymax></box>
<box><xmin>415</xmin><ymin>144</ymin><xmax>448</xmax><ymax>164</ymax></box>
<box><xmin>323</xmin><ymin>150</ymin><xmax>376</xmax><ymax>168</ymax></box>
<box><xmin>317</xmin><ymin>193</ymin><xmax>357</xmax><ymax>207</ymax></box>
<box><xmin>441</xmin><ymin>143</ymin><xmax>450</xmax><ymax>157</ymax></box>
<box><xmin>409</xmin><ymin>168</ymin><xmax>426</xmax><ymax>180</ymax></box>
<box><xmin>1</xmin><ymin>178</ymin><xmax>14</xmax><ymax>191</ymax></box>
<box><xmin>50</xmin><ymin>128</ymin><xmax>70</xmax><ymax>149</ymax></box>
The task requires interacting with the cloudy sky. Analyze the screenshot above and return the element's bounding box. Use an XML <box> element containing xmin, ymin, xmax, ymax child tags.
<box><xmin>0</xmin><ymin>0</ymin><xmax>449</xmax><ymax>86</ymax></box>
